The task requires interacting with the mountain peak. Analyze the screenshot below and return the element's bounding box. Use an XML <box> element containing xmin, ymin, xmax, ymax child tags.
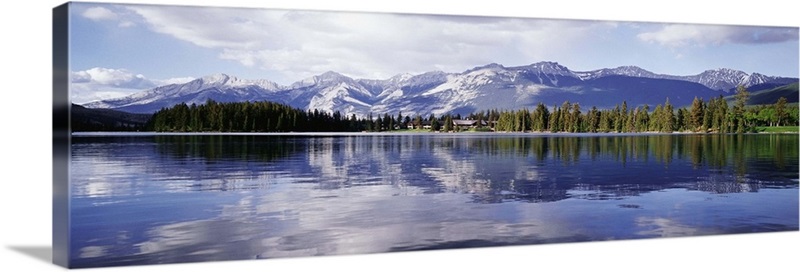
<box><xmin>710</xmin><ymin>67</ymin><xmax>739</xmax><ymax>72</ymax></box>
<box><xmin>701</xmin><ymin>68</ymin><xmax>747</xmax><ymax>76</ymax></box>
<box><xmin>291</xmin><ymin>71</ymin><xmax>355</xmax><ymax>89</ymax></box>
<box><xmin>387</xmin><ymin>72</ymin><xmax>415</xmax><ymax>83</ymax></box>
<box><xmin>83</xmin><ymin>61</ymin><xmax>797</xmax><ymax>117</ymax></box>
<box><xmin>465</xmin><ymin>63</ymin><xmax>506</xmax><ymax>73</ymax></box>
<box><xmin>531</xmin><ymin>61</ymin><xmax>560</xmax><ymax>65</ymax></box>
<box><xmin>691</xmin><ymin>68</ymin><xmax>749</xmax><ymax>91</ymax></box>
<box><xmin>482</xmin><ymin>62</ymin><xmax>505</xmax><ymax>68</ymax></box>
<box><xmin>319</xmin><ymin>70</ymin><xmax>345</xmax><ymax>78</ymax></box>
<box><xmin>314</xmin><ymin>71</ymin><xmax>354</xmax><ymax>83</ymax></box>
<box><xmin>607</xmin><ymin>66</ymin><xmax>656</xmax><ymax>77</ymax></box>
<box><xmin>527</xmin><ymin>61</ymin><xmax>570</xmax><ymax>71</ymax></box>
<box><xmin>520</xmin><ymin>61</ymin><xmax>576</xmax><ymax>78</ymax></box>
<box><xmin>200</xmin><ymin>73</ymin><xmax>232</xmax><ymax>84</ymax></box>
<box><xmin>612</xmin><ymin>65</ymin><xmax>646</xmax><ymax>71</ymax></box>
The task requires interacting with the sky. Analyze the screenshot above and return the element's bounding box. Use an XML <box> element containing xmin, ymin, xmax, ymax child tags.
<box><xmin>68</xmin><ymin>2</ymin><xmax>799</xmax><ymax>104</ymax></box>
<box><xmin>1</xmin><ymin>2</ymin><xmax>798</xmax><ymax>272</ymax></box>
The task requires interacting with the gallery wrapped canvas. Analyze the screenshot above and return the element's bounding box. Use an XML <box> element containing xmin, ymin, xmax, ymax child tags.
<box><xmin>53</xmin><ymin>1</ymin><xmax>799</xmax><ymax>269</ymax></box>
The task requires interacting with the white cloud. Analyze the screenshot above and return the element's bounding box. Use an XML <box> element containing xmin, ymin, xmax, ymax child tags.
<box><xmin>74</xmin><ymin>67</ymin><xmax>154</xmax><ymax>89</ymax></box>
<box><xmin>82</xmin><ymin>6</ymin><xmax>138</xmax><ymax>28</ymax></box>
<box><xmin>82</xmin><ymin>6</ymin><xmax>118</xmax><ymax>21</ymax></box>
<box><xmin>69</xmin><ymin>67</ymin><xmax>193</xmax><ymax>104</ymax></box>
<box><xmin>638</xmin><ymin>24</ymin><xmax>799</xmax><ymax>47</ymax></box>
<box><xmin>70</xmin><ymin>70</ymin><xmax>91</xmax><ymax>83</ymax></box>
<box><xmin>127</xmin><ymin>6</ymin><xmax>614</xmax><ymax>81</ymax></box>
<box><xmin>70</xmin><ymin>84</ymin><xmax>141</xmax><ymax>105</ymax></box>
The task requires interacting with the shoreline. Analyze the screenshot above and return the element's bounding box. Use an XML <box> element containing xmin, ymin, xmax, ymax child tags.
<box><xmin>71</xmin><ymin>130</ymin><xmax>798</xmax><ymax>137</ymax></box>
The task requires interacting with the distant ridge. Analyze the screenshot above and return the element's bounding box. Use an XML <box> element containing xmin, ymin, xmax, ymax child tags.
<box><xmin>83</xmin><ymin>62</ymin><xmax>799</xmax><ymax>117</ymax></box>
<box><xmin>71</xmin><ymin>104</ymin><xmax>151</xmax><ymax>131</ymax></box>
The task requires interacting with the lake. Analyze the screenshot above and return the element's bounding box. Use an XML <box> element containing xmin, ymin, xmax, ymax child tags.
<box><xmin>68</xmin><ymin>133</ymin><xmax>799</xmax><ymax>267</ymax></box>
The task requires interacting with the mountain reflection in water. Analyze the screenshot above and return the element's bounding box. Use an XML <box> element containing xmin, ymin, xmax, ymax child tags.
<box><xmin>69</xmin><ymin>133</ymin><xmax>799</xmax><ymax>268</ymax></box>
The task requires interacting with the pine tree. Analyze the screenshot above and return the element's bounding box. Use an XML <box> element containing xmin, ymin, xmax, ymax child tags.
<box><xmin>662</xmin><ymin>98</ymin><xmax>674</xmax><ymax>133</ymax></box>
<box><xmin>716</xmin><ymin>96</ymin><xmax>729</xmax><ymax>133</ymax></box>
<box><xmin>533</xmin><ymin>103</ymin><xmax>549</xmax><ymax>131</ymax></box>
<box><xmin>366</xmin><ymin>113</ymin><xmax>373</xmax><ymax>131</ymax></box>
<box><xmin>636</xmin><ymin>105</ymin><xmax>650</xmax><ymax>132</ymax></box>
<box><xmin>276</xmin><ymin>113</ymin><xmax>285</xmax><ymax>132</ymax></box>
<box><xmin>560</xmin><ymin>101</ymin><xmax>572</xmax><ymax>132</ymax></box>
<box><xmin>775</xmin><ymin>97</ymin><xmax>788</xmax><ymax>126</ymax></box>
<box><xmin>650</xmin><ymin>105</ymin><xmax>662</xmax><ymax>132</ymax></box>
<box><xmin>598</xmin><ymin>111</ymin><xmax>609</xmax><ymax>132</ymax></box>
<box><xmin>586</xmin><ymin>106</ymin><xmax>599</xmax><ymax>133</ymax></box>
<box><xmin>571</xmin><ymin>103</ymin><xmax>582</xmax><ymax>132</ymax></box>
<box><xmin>549</xmin><ymin>105</ymin><xmax>561</xmax><ymax>132</ymax></box>
<box><xmin>397</xmin><ymin>112</ymin><xmax>404</xmax><ymax>129</ymax></box>
<box><xmin>733</xmin><ymin>86</ymin><xmax>750</xmax><ymax>133</ymax></box>
<box><xmin>619</xmin><ymin>101</ymin><xmax>628</xmax><ymax>132</ymax></box>
<box><xmin>689</xmin><ymin>97</ymin><xmax>704</xmax><ymax>131</ymax></box>
<box><xmin>704</xmin><ymin>97</ymin><xmax>716</xmax><ymax>131</ymax></box>
<box><xmin>676</xmin><ymin>108</ymin><xmax>687</xmax><ymax>132</ymax></box>
<box><xmin>431</xmin><ymin>117</ymin><xmax>440</xmax><ymax>132</ymax></box>
<box><xmin>612</xmin><ymin>104</ymin><xmax>622</xmax><ymax>132</ymax></box>
<box><xmin>625</xmin><ymin>108</ymin><xmax>635</xmax><ymax>133</ymax></box>
<box><xmin>375</xmin><ymin>116</ymin><xmax>383</xmax><ymax>132</ymax></box>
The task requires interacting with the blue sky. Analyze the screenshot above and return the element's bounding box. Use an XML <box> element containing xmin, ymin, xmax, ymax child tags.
<box><xmin>68</xmin><ymin>2</ymin><xmax>799</xmax><ymax>103</ymax></box>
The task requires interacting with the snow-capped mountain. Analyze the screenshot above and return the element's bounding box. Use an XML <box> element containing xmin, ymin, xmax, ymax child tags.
<box><xmin>84</xmin><ymin>73</ymin><xmax>284</xmax><ymax>113</ymax></box>
<box><xmin>287</xmin><ymin>71</ymin><xmax>377</xmax><ymax>116</ymax></box>
<box><xmin>680</xmin><ymin>68</ymin><xmax>797</xmax><ymax>91</ymax></box>
<box><xmin>576</xmin><ymin>66</ymin><xmax>658</xmax><ymax>80</ymax></box>
<box><xmin>512</xmin><ymin>61</ymin><xmax>583</xmax><ymax>86</ymax></box>
<box><xmin>685</xmin><ymin>68</ymin><xmax>750</xmax><ymax>91</ymax></box>
<box><xmin>82</xmin><ymin>62</ymin><xmax>798</xmax><ymax>117</ymax></box>
<box><xmin>577</xmin><ymin>66</ymin><xmax>795</xmax><ymax>92</ymax></box>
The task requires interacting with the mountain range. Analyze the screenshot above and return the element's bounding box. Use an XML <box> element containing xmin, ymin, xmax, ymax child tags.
<box><xmin>83</xmin><ymin>61</ymin><xmax>798</xmax><ymax>117</ymax></box>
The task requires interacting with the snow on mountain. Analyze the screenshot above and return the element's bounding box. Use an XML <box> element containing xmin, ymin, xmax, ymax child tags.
<box><xmin>373</xmin><ymin>65</ymin><xmax>514</xmax><ymax>116</ymax></box>
<box><xmin>83</xmin><ymin>73</ymin><xmax>285</xmax><ymax>113</ymax></box>
<box><xmin>576</xmin><ymin>66</ymin><xmax>658</xmax><ymax>80</ymax></box>
<box><xmin>744</xmin><ymin>73</ymin><xmax>772</xmax><ymax>86</ymax></box>
<box><xmin>519</xmin><ymin>61</ymin><xmax>577</xmax><ymax>77</ymax></box>
<box><xmin>576</xmin><ymin>66</ymin><xmax>790</xmax><ymax>92</ymax></box>
<box><xmin>512</xmin><ymin>61</ymin><xmax>582</xmax><ymax>87</ymax></box>
<box><xmin>685</xmin><ymin>68</ymin><xmax>749</xmax><ymax>91</ymax></box>
<box><xmin>82</xmin><ymin>62</ymin><xmax>798</xmax><ymax>117</ymax></box>
<box><xmin>291</xmin><ymin>71</ymin><xmax>357</xmax><ymax>89</ymax></box>
<box><xmin>291</xmin><ymin>72</ymin><xmax>375</xmax><ymax>116</ymax></box>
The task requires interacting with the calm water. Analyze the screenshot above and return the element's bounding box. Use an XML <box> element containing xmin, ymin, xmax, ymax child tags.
<box><xmin>69</xmin><ymin>133</ymin><xmax>799</xmax><ymax>267</ymax></box>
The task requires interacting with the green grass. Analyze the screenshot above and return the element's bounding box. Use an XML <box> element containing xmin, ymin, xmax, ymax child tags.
<box><xmin>756</xmin><ymin>126</ymin><xmax>799</xmax><ymax>133</ymax></box>
<box><xmin>466</xmin><ymin>127</ymin><xmax>494</xmax><ymax>132</ymax></box>
<box><xmin>371</xmin><ymin>128</ymin><xmax>494</xmax><ymax>133</ymax></box>
<box><xmin>382</xmin><ymin>128</ymin><xmax>433</xmax><ymax>133</ymax></box>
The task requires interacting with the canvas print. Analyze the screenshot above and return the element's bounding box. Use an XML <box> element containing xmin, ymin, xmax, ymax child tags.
<box><xmin>53</xmin><ymin>1</ymin><xmax>799</xmax><ymax>268</ymax></box>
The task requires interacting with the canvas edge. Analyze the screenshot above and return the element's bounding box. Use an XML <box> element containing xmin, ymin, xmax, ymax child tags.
<box><xmin>53</xmin><ymin>1</ymin><xmax>71</xmax><ymax>268</ymax></box>
<box><xmin>45</xmin><ymin>1</ymin><xmax>800</xmax><ymax>269</ymax></box>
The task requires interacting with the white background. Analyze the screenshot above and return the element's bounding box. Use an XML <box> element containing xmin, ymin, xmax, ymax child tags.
<box><xmin>0</xmin><ymin>0</ymin><xmax>798</xmax><ymax>271</ymax></box>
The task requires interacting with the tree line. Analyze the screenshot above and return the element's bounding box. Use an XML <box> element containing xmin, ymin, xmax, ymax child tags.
<box><xmin>492</xmin><ymin>86</ymin><xmax>797</xmax><ymax>133</ymax></box>
<box><xmin>147</xmin><ymin>86</ymin><xmax>797</xmax><ymax>133</ymax></box>
<box><xmin>148</xmin><ymin>100</ymin><xmax>364</xmax><ymax>132</ymax></box>
<box><xmin>147</xmin><ymin>100</ymin><xmax>446</xmax><ymax>132</ymax></box>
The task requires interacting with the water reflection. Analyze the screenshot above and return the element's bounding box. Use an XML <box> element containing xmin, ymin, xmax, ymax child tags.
<box><xmin>71</xmin><ymin>134</ymin><xmax>799</xmax><ymax>205</ymax></box>
<box><xmin>69</xmin><ymin>134</ymin><xmax>799</xmax><ymax>268</ymax></box>
<box><xmin>143</xmin><ymin>134</ymin><xmax>798</xmax><ymax>196</ymax></box>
